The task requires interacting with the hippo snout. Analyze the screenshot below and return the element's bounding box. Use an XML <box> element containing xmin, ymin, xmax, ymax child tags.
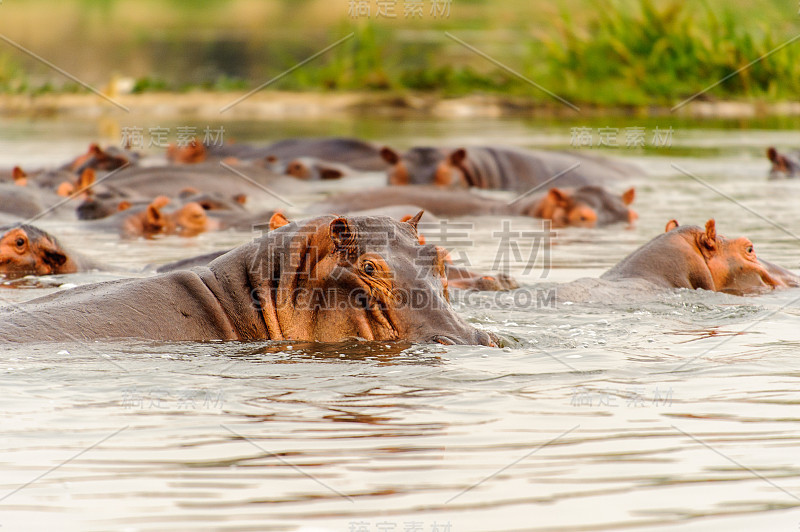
<box><xmin>430</xmin><ymin>329</ymin><xmax>497</xmax><ymax>347</ymax></box>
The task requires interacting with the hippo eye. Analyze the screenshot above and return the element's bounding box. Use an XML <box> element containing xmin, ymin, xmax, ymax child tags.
<box><xmin>363</xmin><ymin>260</ymin><xmax>376</xmax><ymax>276</ymax></box>
<box><xmin>15</xmin><ymin>237</ymin><xmax>25</xmax><ymax>247</ymax></box>
<box><xmin>746</xmin><ymin>245</ymin><xmax>754</xmax><ymax>254</ymax></box>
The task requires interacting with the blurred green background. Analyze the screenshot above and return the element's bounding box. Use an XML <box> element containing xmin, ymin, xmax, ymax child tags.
<box><xmin>1</xmin><ymin>0</ymin><xmax>799</xmax><ymax>106</ymax></box>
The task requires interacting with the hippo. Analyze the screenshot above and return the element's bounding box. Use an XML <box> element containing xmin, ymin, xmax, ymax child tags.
<box><xmin>766</xmin><ymin>147</ymin><xmax>800</xmax><ymax>179</ymax></box>
<box><xmin>156</xmin><ymin>211</ymin><xmax>519</xmax><ymax>291</ymax></box>
<box><xmin>0</xmin><ymin>224</ymin><xmax>98</xmax><ymax>278</ymax></box>
<box><xmin>84</xmin><ymin>197</ymin><xmax>216</xmax><ymax>239</ymax></box>
<box><xmin>63</xmin><ymin>143</ymin><xmax>139</xmax><ymax>174</ymax></box>
<box><xmin>601</xmin><ymin>219</ymin><xmax>793</xmax><ymax>294</ymax></box>
<box><xmin>311</xmin><ymin>185</ymin><xmax>637</xmax><ymax>228</ymax></box>
<box><xmin>0</xmin><ymin>214</ymin><xmax>497</xmax><ymax>346</ymax></box>
<box><xmin>260</xmin><ymin>137</ymin><xmax>386</xmax><ymax>172</ymax></box>
<box><xmin>0</xmin><ymin>183</ymin><xmax>71</xmax><ymax>220</ymax></box>
<box><xmin>380</xmin><ymin>145</ymin><xmax>640</xmax><ymax>191</ymax></box>
<box><xmin>87</xmin><ymin>163</ymin><xmax>299</xmax><ymax>200</ymax></box>
<box><xmin>267</xmin><ymin>156</ymin><xmax>354</xmax><ymax>181</ymax></box>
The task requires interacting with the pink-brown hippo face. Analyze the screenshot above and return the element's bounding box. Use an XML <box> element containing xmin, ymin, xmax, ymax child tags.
<box><xmin>262</xmin><ymin>212</ymin><xmax>498</xmax><ymax>346</ymax></box>
<box><xmin>525</xmin><ymin>186</ymin><xmax>637</xmax><ymax>228</ymax></box>
<box><xmin>767</xmin><ymin>147</ymin><xmax>800</xmax><ymax>179</ymax></box>
<box><xmin>666</xmin><ymin>219</ymin><xmax>784</xmax><ymax>294</ymax></box>
<box><xmin>0</xmin><ymin>225</ymin><xmax>76</xmax><ymax>279</ymax></box>
<box><xmin>380</xmin><ymin>147</ymin><xmax>470</xmax><ymax>187</ymax></box>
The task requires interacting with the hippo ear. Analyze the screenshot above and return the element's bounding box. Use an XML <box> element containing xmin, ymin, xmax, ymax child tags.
<box><xmin>78</xmin><ymin>168</ymin><xmax>95</xmax><ymax>190</ymax></box>
<box><xmin>448</xmin><ymin>148</ymin><xmax>467</xmax><ymax>166</ymax></box>
<box><xmin>151</xmin><ymin>196</ymin><xmax>171</xmax><ymax>209</ymax></box>
<box><xmin>146</xmin><ymin>204</ymin><xmax>164</xmax><ymax>226</ymax></box>
<box><xmin>547</xmin><ymin>187</ymin><xmax>570</xmax><ymax>206</ymax></box>
<box><xmin>269</xmin><ymin>212</ymin><xmax>290</xmax><ymax>230</ymax></box>
<box><xmin>12</xmin><ymin>166</ymin><xmax>27</xmax><ymax>184</ymax></box>
<box><xmin>404</xmin><ymin>210</ymin><xmax>424</xmax><ymax>231</ymax></box>
<box><xmin>265</xmin><ymin>155</ymin><xmax>278</xmax><ymax>164</ymax></box>
<box><xmin>380</xmin><ymin>147</ymin><xmax>400</xmax><ymax>165</ymax></box>
<box><xmin>767</xmin><ymin>147</ymin><xmax>778</xmax><ymax>162</ymax></box>
<box><xmin>700</xmin><ymin>219</ymin><xmax>718</xmax><ymax>253</ymax></box>
<box><xmin>665</xmin><ymin>219</ymin><xmax>679</xmax><ymax>232</ymax></box>
<box><xmin>330</xmin><ymin>217</ymin><xmax>356</xmax><ymax>250</ymax></box>
<box><xmin>621</xmin><ymin>187</ymin><xmax>635</xmax><ymax>205</ymax></box>
<box><xmin>233</xmin><ymin>193</ymin><xmax>248</xmax><ymax>205</ymax></box>
<box><xmin>117</xmin><ymin>200</ymin><xmax>132</xmax><ymax>211</ymax></box>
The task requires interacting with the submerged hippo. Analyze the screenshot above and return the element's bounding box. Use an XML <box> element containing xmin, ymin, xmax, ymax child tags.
<box><xmin>0</xmin><ymin>214</ymin><xmax>497</xmax><ymax>345</ymax></box>
<box><xmin>0</xmin><ymin>224</ymin><xmax>97</xmax><ymax>278</ymax></box>
<box><xmin>63</xmin><ymin>143</ymin><xmax>139</xmax><ymax>174</ymax></box>
<box><xmin>766</xmin><ymin>147</ymin><xmax>800</xmax><ymax>179</ymax></box>
<box><xmin>156</xmin><ymin>211</ymin><xmax>518</xmax><ymax>291</ymax></box>
<box><xmin>266</xmin><ymin>156</ymin><xmax>354</xmax><ymax>181</ymax></box>
<box><xmin>380</xmin><ymin>145</ymin><xmax>640</xmax><ymax>191</ymax></box>
<box><xmin>83</xmin><ymin>196</ymin><xmax>216</xmax><ymax>239</ymax></box>
<box><xmin>601</xmin><ymin>219</ymin><xmax>796</xmax><ymax>294</ymax></box>
<box><xmin>260</xmin><ymin>137</ymin><xmax>386</xmax><ymax>171</ymax></box>
<box><xmin>311</xmin><ymin>185</ymin><xmax>636</xmax><ymax>228</ymax></box>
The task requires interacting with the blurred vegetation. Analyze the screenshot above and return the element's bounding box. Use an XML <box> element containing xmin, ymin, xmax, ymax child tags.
<box><xmin>1</xmin><ymin>0</ymin><xmax>799</xmax><ymax>106</ymax></box>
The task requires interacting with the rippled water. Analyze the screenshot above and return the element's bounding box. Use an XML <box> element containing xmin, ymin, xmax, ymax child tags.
<box><xmin>3</xmin><ymin>117</ymin><xmax>800</xmax><ymax>531</ymax></box>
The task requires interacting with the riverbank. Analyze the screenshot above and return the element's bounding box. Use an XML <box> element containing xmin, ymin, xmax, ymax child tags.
<box><xmin>4</xmin><ymin>91</ymin><xmax>800</xmax><ymax>121</ymax></box>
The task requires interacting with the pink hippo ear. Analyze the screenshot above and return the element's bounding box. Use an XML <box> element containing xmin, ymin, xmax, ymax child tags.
<box><xmin>699</xmin><ymin>219</ymin><xmax>718</xmax><ymax>253</ymax></box>
<box><xmin>380</xmin><ymin>147</ymin><xmax>400</xmax><ymax>165</ymax></box>
<box><xmin>405</xmin><ymin>210</ymin><xmax>424</xmax><ymax>231</ymax></box>
<box><xmin>269</xmin><ymin>211</ymin><xmax>290</xmax><ymax>230</ymax></box>
<box><xmin>77</xmin><ymin>168</ymin><xmax>96</xmax><ymax>191</ymax></box>
<box><xmin>622</xmin><ymin>187</ymin><xmax>635</xmax><ymax>205</ymax></box>
<box><xmin>767</xmin><ymin>147</ymin><xmax>778</xmax><ymax>162</ymax></box>
<box><xmin>665</xmin><ymin>219</ymin><xmax>680</xmax><ymax>232</ymax></box>
<box><xmin>547</xmin><ymin>187</ymin><xmax>570</xmax><ymax>206</ymax></box>
<box><xmin>233</xmin><ymin>193</ymin><xmax>247</xmax><ymax>205</ymax></box>
<box><xmin>329</xmin><ymin>217</ymin><xmax>356</xmax><ymax>250</ymax></box>
<box><xmin>12</xmin><ymin>166</ymin><xmax>27</xmax><ymax>185</ymax></box>
<box><xmin>448</xmin><ymin>148</ymin><xmax>467</xmax><ymax>166</ymax></box>
<box><xmin>146</xmin><ymin>203</ymin><xmax>164</xmax><ymax>226</ymax></box>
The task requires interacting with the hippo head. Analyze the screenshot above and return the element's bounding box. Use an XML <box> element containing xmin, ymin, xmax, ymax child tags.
<box><xmin>381</xmin><ymin>147</ymin><xmax>470</xmax><ymax>187</ymax></box>
<box><xmin>517</xmin><ymin>186</ymin><xmax>637</xmax><ymax>228</ymax></box>
<box><xmin>0</xmin><ymin>225</ymin><xmax>74</xmax><ymax>278</ymax></box>
<box><xmin>667</xmin><ymin>219</ymin><xmax>783</xmax><ymax>294</ymax></box>
<box><xmin>178</xmin><ymin>189</ymin><xmax>248</xmax><ymax>212</ymax></box>
<box><xmin>167</xmin><ymin>140</ymin><xmax>207</xmax><ymax>164</ymax></box>
<box><xmin>167</xmin><ymin>202</ymin><xmax>219</xmax><ymax>237</ymax></box>
<box><xmin>282</xmin><ymin>157</ymin><xmax>346</xmax><ymax>181</ymax></box>
<box><xmin>70</xmin><ymin>143</ymin><xmax>132</xmax><ymax>173</ymax></box>
<box><xmin>57</xmin><ymin>168</ymin><xmax>96</xmax><ymax>198</ymax></box>
<box><xmin>767</xmin><ymin>147</ymin><xmax>800</xmax><ymax>179</ymax></box>
<box><xmin>257</xmin><ymin>213</ymin><xmax>497</xmax><ymax>346</ymax></box>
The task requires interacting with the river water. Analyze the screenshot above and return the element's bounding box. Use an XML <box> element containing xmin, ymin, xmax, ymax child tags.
<box><xmin>2</xmin><ymin>116</ymin><xmax>800</xmax><ymax>531</ymax></box>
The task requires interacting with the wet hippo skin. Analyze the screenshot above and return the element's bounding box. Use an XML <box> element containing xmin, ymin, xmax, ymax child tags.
<box><xmin>601</xmin><ymin>219</ymin><xmax>794</xmax><ymax>294</ymax></box>
<box><xmin>0</xmin><ymin>215</ymin><xmax>496</xmax><ymax>346</ymax></box>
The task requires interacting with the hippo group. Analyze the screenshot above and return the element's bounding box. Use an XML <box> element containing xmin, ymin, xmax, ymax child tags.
<box><xmin>1</xmin><ymin>136</ymin><xmax>798</xmax><ymax>346</ymax></box>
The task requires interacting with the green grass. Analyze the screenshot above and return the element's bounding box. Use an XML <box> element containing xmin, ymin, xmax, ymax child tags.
<box><xmin>2</xmin><ymin>0</ymin><xmax>800</xmax><ymax>106</ymax></box>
